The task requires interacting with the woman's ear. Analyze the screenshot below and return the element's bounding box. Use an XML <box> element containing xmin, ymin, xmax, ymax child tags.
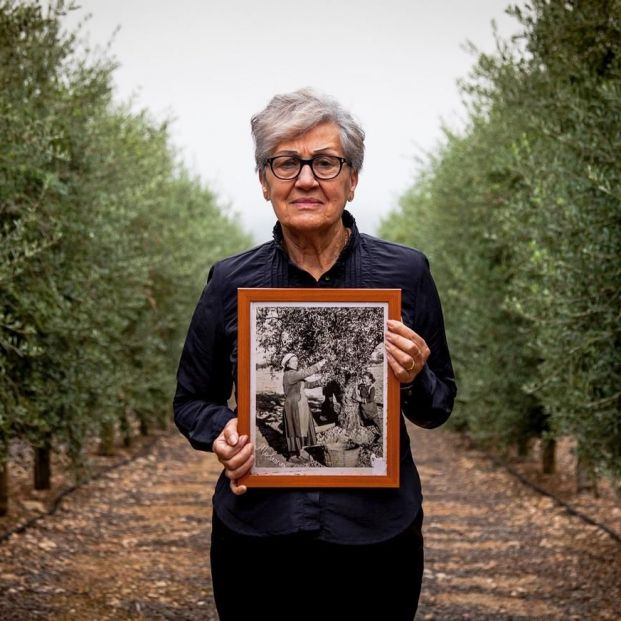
<box><xmin>347</xmin><ymin>169</ymin><xmax>359</xmax><ymax>202</ymax></box>
<box><xmin>349</xmin><ymin>169</ymin><xmax>359</xmax><ymax>192</ymax></box>
<box><xmin>259</xmin><ymin>170</ymin><xmax>270</xmax><ymax>201</ymax></box>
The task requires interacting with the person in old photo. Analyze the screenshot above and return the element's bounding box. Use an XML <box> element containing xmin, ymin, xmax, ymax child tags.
<box><xmin>281</xmin><ymin>352</ymin><xmax>326</xmax><ymax>461</ymax></box>
<box><xmin>173</xmin><ymin>89</ymin><xmax>456</xmax><ymax>620</ymax></box>
<box><xmin>358</xmin><ymin>370</ymin><xmax>380</xmax><ymax>428</ymax></box>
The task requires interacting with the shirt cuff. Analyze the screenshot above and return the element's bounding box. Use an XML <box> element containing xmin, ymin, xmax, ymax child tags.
<box><xmin>400</xmin><ymin>364</ymin><xmax>437</xmax><ymax>404</ymax></box>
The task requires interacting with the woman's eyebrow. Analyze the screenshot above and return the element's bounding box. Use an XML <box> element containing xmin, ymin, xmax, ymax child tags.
<box><xmin>272</xmin><ymin>146</ymin><xmax>340</xmax><ymax>156</ymax></box>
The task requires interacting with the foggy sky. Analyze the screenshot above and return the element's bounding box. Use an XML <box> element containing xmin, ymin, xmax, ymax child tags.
<box><xmin>63</xmin><ymin>1</ymin><xmax>519</xmax><ymax>242</ymax></box>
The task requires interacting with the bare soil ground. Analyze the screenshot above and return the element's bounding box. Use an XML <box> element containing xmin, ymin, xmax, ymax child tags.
<box><xmin>0</xmin><ymin>425</ymin><xmax>619</xmax><ymax>620</ymax></box>
<box><xmin>411</xmin><ymin>424</ymin><xmax>620</xmax><ymax>621</ymax></box>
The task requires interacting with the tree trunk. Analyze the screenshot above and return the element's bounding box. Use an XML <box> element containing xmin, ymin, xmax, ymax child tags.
<box><xmin>34</xmin><ymin>445</ymin><xmax>51</xmax><ymax>490</ymax></box>
<box><xmin>99</xmin><ymin>420</ymin><xmax>116</xmax><ymax>456</ymax></box>
<box><xmin>120</xmin><ymin>411</ymin><xmax>132</xmax><ymax>448</ymax></box>
<box><xmin>516</xmin><ymin>435</ymin><xmax>530</xmax><ymax>458</ymax></box>
<box><xmin>542</xmin><ymin>437</ymin><xmax>556</xmax><ymax>474</ymax></box>
<box><xmin>156</xmin><ymin>413</ymin><xmax>169</xmax><ymax>431</ymax></box>
<box><xmin>138</xmin><ymin>413</ymin><xmax>149</xmax><ymax>437</ymax></box>
<box><xmin>576</xmin><ymin>451</ymin><xmax>598</xmax><ymax>495</ymax></box>
<box><xmin>0</xmin><ymin>458</ymin><xmax>8</xmax><ymax>516</ymax></box>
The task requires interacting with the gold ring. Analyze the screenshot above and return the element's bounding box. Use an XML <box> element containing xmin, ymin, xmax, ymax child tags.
<box><xmin>405</xmin><ymin>360</ymin><xmax>416</xmax><ymax>372</ymax></box>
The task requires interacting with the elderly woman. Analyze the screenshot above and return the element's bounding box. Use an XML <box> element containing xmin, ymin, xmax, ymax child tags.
<box><xmin>280</xmin><ymin>353</ymin><xmax>326</xmax><ymax>460</ymax></box>
<box><xmin>173</xmin><ymin>89</ymin><xmax>456</xmax><ymax>621</ymax></box>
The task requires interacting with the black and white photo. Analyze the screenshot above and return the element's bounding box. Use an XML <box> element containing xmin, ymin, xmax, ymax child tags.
<box><xmin>251</xmin><ymin>302</ymin><xmax>387</xmax><ymax>475</ymax></box>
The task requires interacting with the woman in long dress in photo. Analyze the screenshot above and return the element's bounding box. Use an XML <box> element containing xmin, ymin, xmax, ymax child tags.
<box><xmin>281</xmin><ymin>353</ymin><xmax>326</xmax><ymax>460</ymax></box>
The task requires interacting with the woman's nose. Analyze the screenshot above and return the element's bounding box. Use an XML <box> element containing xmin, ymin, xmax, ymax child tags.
<box><xmin>295</xmin><ymin>162</ymin><xmax>319</xmax><ymax>188</ymax></box>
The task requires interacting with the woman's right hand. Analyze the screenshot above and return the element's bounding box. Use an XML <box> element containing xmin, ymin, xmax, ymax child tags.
<box><xmin>213</xmin><ymin>418</ymin><xmax>254</xmax><ymax>496</ymax></box>
<box><xmin>316</xmin><ymin>358</ymin><xmax>327</xmax><ymax>370</ymax></box>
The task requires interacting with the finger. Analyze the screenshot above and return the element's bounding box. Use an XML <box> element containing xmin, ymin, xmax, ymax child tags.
<box><xmin>223</xmin><ymin>421</ymin><xmax>240</xmax><ymax>446</ymax></box>
<box><xmin>386</xmin><ymin>321</ymin><xmax>430</xmax><ymax>363</ymax></box>
<box><xmin>387</xmin><ymin>318</ymin><xmax>416</xmax><ymax>339</ymax></box>
<box><xmin>386</xmin><ymin>350</ymin><xmax>416</xmax><ymax>383</ymax></box>
<box><xmin>387</xmin><ymin>320</ymin><xmax>427</xmax><ymax>350</ymax></box>
<box><xmin>225</xmin><ymin>450</ymin><xmax>255</xmax><ymax>481</ymax></box>
<box><xmin>214</xmin><ymin>434</ymin><xmax>248</xmax><ymax>462</ymax></box>
<box><xmin>385</xmin><ymin>340</ymin><xmax>417</xmax><ymax>373</ymax></box>
<box><xmin>386</xmin><ymin>330</ymin><xmax>420</xmax><ymax>359</ymax></box>
<box><xmin>229</xmin><ymin>479</ymin><xmax>248</xmax><ymax>496</ymax></box>
<box><xmin>222</xmin><ymin>442</ymin><xmax>254</xmax><ymax>473</ymax></box>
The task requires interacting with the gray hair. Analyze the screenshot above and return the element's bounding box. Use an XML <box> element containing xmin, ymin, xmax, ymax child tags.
<box><xmin>251</xmin><ymin>88</ymin><xmax>365</xmax><ymax>173</ymax></box>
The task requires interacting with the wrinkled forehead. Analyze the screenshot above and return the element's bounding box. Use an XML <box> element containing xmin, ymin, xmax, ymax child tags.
<box><xmin>271</xmin><ymin>122</ymin><xmax>343</xmax><ymax>157</ymax></box>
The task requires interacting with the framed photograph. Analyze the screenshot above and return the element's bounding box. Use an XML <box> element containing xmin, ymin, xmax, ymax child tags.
<box><xmin>237</xmin><ymin>288</ymin><xmax>401</xmax><ymax>488</ymax></box>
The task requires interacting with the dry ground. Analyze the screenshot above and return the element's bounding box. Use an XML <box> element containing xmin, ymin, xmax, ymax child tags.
<box><xmin>0</xmin><ymin>425</ymin><xmax>619</xmax><ymax>620</ymax></box>
<box><xmin>411</xmin><ymin>425</ymin><xmax>620</xmax><ymax>621</ymax></box>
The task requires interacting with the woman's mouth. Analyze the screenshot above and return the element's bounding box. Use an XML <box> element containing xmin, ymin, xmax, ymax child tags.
<box><xmin>291</xmin><ymin>198</ymin><xmax>323</xmax><ymax>208</ymax></box>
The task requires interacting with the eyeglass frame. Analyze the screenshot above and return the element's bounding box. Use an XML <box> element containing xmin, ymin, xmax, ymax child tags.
<box><xmin>263</xmin><ymin>155</ymin><xmax>351</xmax><ymax>180</ymax></box>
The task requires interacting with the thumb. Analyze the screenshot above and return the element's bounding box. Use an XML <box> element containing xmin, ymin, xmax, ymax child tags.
<box><xmin>223</xmin><ymin>420</ymin><xmax>239</xmax><ymax>446</ymax></box>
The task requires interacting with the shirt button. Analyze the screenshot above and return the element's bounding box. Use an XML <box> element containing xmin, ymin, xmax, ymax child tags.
<box><xmin>324</xmin><ymin>275</ymin><xmax>331</xmax><ymax>281</ymax></box>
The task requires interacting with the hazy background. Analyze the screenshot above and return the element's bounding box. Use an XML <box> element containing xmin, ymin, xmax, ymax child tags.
<box><xmin>63</xmin><ymin>1</ymin><xmax>519</xmax><ymax>242</ymax></box>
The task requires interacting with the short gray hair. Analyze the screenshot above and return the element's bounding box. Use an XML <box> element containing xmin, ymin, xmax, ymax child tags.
<box><xmin>251</xmin><ymin>88</ymin><xmax>365</xmax><ymax>172</ymax></box>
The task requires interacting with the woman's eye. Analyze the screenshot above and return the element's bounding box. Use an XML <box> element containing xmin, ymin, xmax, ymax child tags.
<box><xmin>278</xmin><ymin>158</ymin><xmax>298</xmax><ymax>170</ymax></box>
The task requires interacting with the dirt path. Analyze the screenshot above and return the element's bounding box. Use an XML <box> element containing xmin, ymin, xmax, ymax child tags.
<box><xmin>0</xmin><ymin>427</ymin><xmax>619</xmax><ymax>620</ymax></box>
<box><xmin>0</xmin><ymin>437</ymin><xmax>221</xmax><ymax>620</ymax></box>
<box><xmin>411</xmin><ymin>425</ymin><xmax>620</xmax><ymax>621</ymax></box>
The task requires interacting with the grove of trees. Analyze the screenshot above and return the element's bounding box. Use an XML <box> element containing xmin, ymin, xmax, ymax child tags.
<box><xmin>380</xmin><ymin>0</ymin><xmax>620</xmax><ymax>485</ymax></box>
<box><xmin>255</xmin><ymin>305</ymin><xmax>384</xmax><ymax>385</ymax></box>
<box><xmin>0</xmin><ymin>1</ymin><xmax>251</xmax><ymax>513</ymax></box>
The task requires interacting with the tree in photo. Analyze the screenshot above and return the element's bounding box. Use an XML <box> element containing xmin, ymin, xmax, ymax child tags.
<box><xmin>256</xmin><ymin>306</ymin><xmax>384</xmax><ymax>382</ymax></box>
<box><xmin>255</xmin><ymin>305</ymin><xmax>384</xmax><ymax>451</ymax></box>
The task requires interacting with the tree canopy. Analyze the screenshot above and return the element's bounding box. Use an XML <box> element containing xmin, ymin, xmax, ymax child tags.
<box><xmin>0</xmin><ymin>0</ymin><xmax>252</xmax><ymax>472</ymax></box>
<box><xmin>380</xmin><ymin>0</ymin><xmax>621</xmax><ymax>479</ymax></box>
<box><xmin>256</xmin><ymin>306</ymin><xmax>384</xmax><ymax>386</ymax></box>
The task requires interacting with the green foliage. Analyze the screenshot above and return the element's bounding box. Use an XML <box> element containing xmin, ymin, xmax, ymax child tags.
<box><xmin>0</xmin><ymin>1</ymin><xmax>252</xmax><ymax>466</ymax></box>
<box><xmin>381</xmin><ymin>0</ymin><xmax>621</xmax><ymax>477</ymax></box>
<box><xmin>256</xmin><ymin>306</ymin><xmax>384</xmax><ymax>386</ymax></box>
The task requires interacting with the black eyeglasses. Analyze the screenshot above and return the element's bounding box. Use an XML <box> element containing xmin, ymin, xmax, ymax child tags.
<box><xmin>265</xmin><ymin>155</ymin><xmax>350</xmax><ymax>180</ymax></box>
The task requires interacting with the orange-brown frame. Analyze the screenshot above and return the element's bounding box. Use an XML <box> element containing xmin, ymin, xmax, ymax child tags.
<box><xmin>237</xmin><ymin>288</ymin><xmax>401</xmax><ymax>488</ymax></box>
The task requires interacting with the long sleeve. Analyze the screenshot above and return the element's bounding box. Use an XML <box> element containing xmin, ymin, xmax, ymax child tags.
<box><xmin>284</xmin><ymin>362</ymin><xmax>323</xmax><ymax>383</ymax></box>
<box><xmin>173</xmin><ymin>265</ymin><xmax>235</xmax><ymax>451</ymax></box>
<box><xmin>400</xmin><ymin>256</ymin><xmax>456</xmax><ymax>429</ymax></box>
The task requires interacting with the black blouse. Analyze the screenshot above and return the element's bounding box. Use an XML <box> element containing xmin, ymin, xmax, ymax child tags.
<box><xmin>173</xmin><ymin>211</ymin><xmax>456</xmax><ymax>544</ymax></box>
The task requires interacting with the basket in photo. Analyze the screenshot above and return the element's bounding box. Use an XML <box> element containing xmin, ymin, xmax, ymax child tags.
<box><xmin>325</xmin><ymin>442</ymin><xmax>360</xmax><ymax>467</ymax></box>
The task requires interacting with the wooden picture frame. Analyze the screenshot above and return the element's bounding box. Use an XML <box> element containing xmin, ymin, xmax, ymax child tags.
<box><xmin>237</xmin><ymin>288</ymin><xmax>401</xmax><ymax>488</ymax></box>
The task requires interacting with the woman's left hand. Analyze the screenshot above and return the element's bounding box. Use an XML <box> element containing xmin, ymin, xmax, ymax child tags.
<box><xmin>385</xmin><ymin>319</ymin><xmax>430</xmax><ymax>384</ymax></box>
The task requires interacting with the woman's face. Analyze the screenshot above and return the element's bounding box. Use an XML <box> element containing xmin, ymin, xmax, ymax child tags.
<box><xmin>288</xmin><ymin>356</ymin><xmax>299</xmax><ymax>370</ymax></box>
<box><xmin>260</xmin><ymin>122</ymin><xmax>359</xmax><ymax>235</ymax></box>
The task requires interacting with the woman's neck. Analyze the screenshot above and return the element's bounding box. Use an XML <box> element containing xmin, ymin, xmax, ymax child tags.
<box><xmin>281</xmin><ymin>223</ymin><xmax>350</xmax><ymax>281</ymax></box>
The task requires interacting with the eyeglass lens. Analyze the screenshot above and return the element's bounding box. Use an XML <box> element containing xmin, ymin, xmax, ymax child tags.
<box><xmin>270</xmin><ymin>156</ymin><xmax>343</xmax><ymax>180</ymax></box>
